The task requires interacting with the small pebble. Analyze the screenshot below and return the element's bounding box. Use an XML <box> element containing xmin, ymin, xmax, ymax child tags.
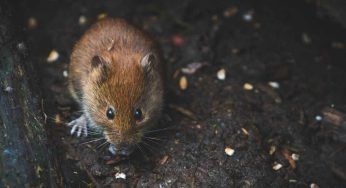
<box><xmin>179</xmin><ymin>76</ymin><xmax>188</xmax><ymax>90</ymax></box>
<box><xmin>269</xmin><ymin>145</ymin><xmax>276</xmax><ymax>155</ymax></box>
<box><xmin>268</xmin><ymin>81</ymin><xmax>280</xmax><ymax>89</ymax></box>
<box><xmin>47</xmin><ymin>50</ymin><xmax>59</xmax><ymax>63</ymax></box>
<box><xmin>115</xmin><ymin>172</ymin><xmax>126</xmax><ymax>179</ymax></box>
<box><xmin>315</xmin><ymin>115</ymin><xmax>322</xmax><ymax>121</ymax></box>
<box><xmin>78</xmin><ymin>15</ymin><xmax>87</xmax><ymax>25</ymax></box>
<box><xmin>17</xmin><ymin>42</ymin><xmax>26</xmax><ymax>51</ymax></box>
<box><xmin>217</xmin><ymin>68</ymin><xmax>226</xmax><ymax>80</ymax></box>
<box><xmin>225</xmin><ymin>147</ymin><xmax>235</xmax><ymax>156</ymax></box>
<box><xmin>272</xmin><ymin>162</ymin><xmax>283</xmax><ymax>171</ymax></box>
<box><xmin>310</xmin><ymin>183</ymin><xmax>319</xmax><ymax>188</ymax></box>
<box><xmin>63</xmin><ymin>70</ymin><xmax>68</xmax><ymax>77</ymax></box>
<box><xmin>4</xmin><ymin>86</ymin><xmax>13</xmax><ymax>93</ymax></box>
<box><xmin>291</xmin><ymin>153</ymin><xmax>299</xmax><ymax>161</ymax></box>
<box><xmin>302</xmin><ymin>33</ymin><xmax>312</xmax><ymax>44</ymax></box>
<box><xmin>171</xmin><ymin>35</ymin><xmax>185</xmax><ymax>47</ymax></box>
<box><xmin>27</xmin><ymin>17</ymin><xmax>38</xmax><ymax>29</ymax></box>
<box><xmin>54</xmin><ymin>114</ymin><xmax>61</xmax><ymax>125</ymax></box>
<box><xmin>98</xmin><ymin>13</ymin><xmax>107</xmax><ymax>19</ymax></box>
<box><xmin>223</xmin><ymin>6</ymin><xmax>238</xmax><ymax>18</ymax></box>
<box><xmin>181</xmin><ymin>62</ymin><xmax>205</xmax><ymax>75</ymax></box>
<box><xmin>243</xmin><ymin>83</ymin><xmax>254</xmax><ymax>90</ymax></box>
<box><xmin>243</xmin><ymin>12</ymin><xmax>253</xmax><ymax>22</ymax></box>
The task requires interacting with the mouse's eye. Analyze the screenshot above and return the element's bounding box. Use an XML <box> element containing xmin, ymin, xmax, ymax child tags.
<box><xmin>106</xmin><ymin>107</ymin><xmax>115</xmax><ymax>120</ymax></box>
<box><xmin>134</xmin><ymin>109</ymin><xmax>143</xmax><ymax>121</ymax></box>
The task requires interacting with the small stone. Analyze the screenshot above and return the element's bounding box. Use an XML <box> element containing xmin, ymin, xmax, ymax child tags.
<box><xmin>17</xmin><ymin>42</ymin><xmax>26</xmax><ymax>51</ymax></box>
<box><xmin>268</xmin><ymin>81</ymin><xmax>280</xmax><ymax>89</ymax></box>
<box><xmin>179</xmin><ymin>76</ymin><xmax>188</xmax><ymax>90</ymax></box>
<box><xmin>291</xmin><ymin>153</ymin><xmax>299</xmax><ymax>161</ymax></box>
<box><xmin>243</xmin><ymin>83</ymin><xmax>254</xmax><ymax>90</ymax></box>
<box><xmin>272</xmin><ymin>162</ymin><xmax>283</xmax><ymax>171</ymax></box>
<box><xmin>171</xmin><ymin>35</ymin><xmax>185</xmax><ymax>47</ymax></box>
<box><xmin>4</xmin><ymin>86</ymin><xmax>13</xmax><ymax>93</ymax></box>
<box><xmin>225</xmin><ymin>147</ymin><xmax>235</xmax><ymax>156</ymax></box>
<box><xmin>310</xmin><ymin>183</ymin><xmax>319</xmax><ymax>188</ymax></box>
<box><xmin>78</xmin><ymin>15</ymin><xmax>87</xmax><ymax>25</ymax></box>
<box><xmin>115</xmin><ymin>172</ymin><xmax>126</xmax><ymax>179</ymax></box>
<box><xmin>302</xmin><ymin>33</ymin><xmax>312</xmax><ymax>44</ymax></box>
<box><xmin>54</xmin><ymin>114</ymin><xmax>61</xmax><ymax>125</ymax></box>
<box><xmin>315</xmin><ymin>115</ymin><xmax>322</xmax><ymax>121</ymax></box>
<box><xmin>243</xmin><ymin>12</ymin><xmax>253</xmax><ymax>22</ymax></box>
<box><xmin>63</xmin><ymin>70</ymin><xmax>68</xmax><ymax>77</ymax></box>
<box><xmin>47</xmin><ymin>50</ymin><xmax>59</xmax><ymax>63</ymax></box>
<box><xmin>231</xmin><ymin>48</ymin><xmax>239</xmax><ymax>55</ymax></box>
<box><xmin>269</xmin><ymin>145</ymin><xmax>276</xmax><ymax>155</ymax></box>
<box><xmin>223</xmin><ymin>6</ymin><xmax>238</xmax><ymax>18</ymax></box>
<box><xmin>98</xmin><ymin>13</ymin><xmax>107</xmax><ymax>19</ymax></box>
<box><xmin>27</xmin><ymin>17</ymin><xmax>38</xmax><ymax>29</ymax></box>
<box><xmin>217</xmin><ymin>68</ymin><xmax>226</xmax><ymax>80</ymax></box>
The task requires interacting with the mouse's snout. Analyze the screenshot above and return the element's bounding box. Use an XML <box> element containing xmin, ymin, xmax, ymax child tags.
<box><xmin>108</xmin><ymin>142</ymin><xmax>135</xmax><ymax>156</ymax></box>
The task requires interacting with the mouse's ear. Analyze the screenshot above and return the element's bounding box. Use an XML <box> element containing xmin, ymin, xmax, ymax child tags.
<box><xmin>91</xmin><ymin>55</ymin><xmax>105</xmax><ymax>68</ymax></box>
<box><xmin>90</xmin><ymin>55</ymin><xmax>109</xmax><ymax>82</ymax></box>
<box><xmin>140</xmin><ymin>53</ymin><xmax>156</xmax><ymax>72</ymax></box>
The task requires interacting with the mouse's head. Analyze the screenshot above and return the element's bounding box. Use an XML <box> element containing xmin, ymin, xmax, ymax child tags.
<box><xmin>83</xmin><ymin>51</ymin><xmax>164</xmax><ymax>155</ymax></box>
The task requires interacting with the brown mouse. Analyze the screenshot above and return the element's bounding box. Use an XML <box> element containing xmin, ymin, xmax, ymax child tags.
<box><xmin>67</xmin><ymin>18</ymin><xmax>164</xmax><ymax>155</ymax></box>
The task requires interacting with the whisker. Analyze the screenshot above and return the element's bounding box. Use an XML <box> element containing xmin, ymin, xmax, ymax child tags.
<box><xmin>79</xmin><ymin>137</ymin><xmax>105</xmax><ymax>145</ymax></box>
<box><xmin>144</xmin><ymin>137</ymin><xmax>162</xmax><ymax>146</ymax></box>
<box><xmin>141</xmin><ymin>141</ymin><xmax>157</xmax><ymax>153</ymax></box>
<box><xmin>96</xmin><ymin>140</ymin><xmax>109</xmax><ymax>150</ymax></box>
<box><xmin>141</xmin><ymin>127</ymin><xmax>174</xmax><ymax>134</ymax></box>
<box><xmin>143</xmin><ymin>136</ymin><xmax>167</xmax><ymax>142</ymax></box>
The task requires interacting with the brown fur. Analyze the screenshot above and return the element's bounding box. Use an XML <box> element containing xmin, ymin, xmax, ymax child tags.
<box><xmin>69</xmin><ymin>18</ymin><xmax>164</xmax><ymax>147</ymax></box>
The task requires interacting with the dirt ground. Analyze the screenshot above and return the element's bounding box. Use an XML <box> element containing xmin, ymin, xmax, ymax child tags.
<box><xmin>13</xmin><ymin>0</ymin><xmax>346</xmax><ymax>187</ymax></box>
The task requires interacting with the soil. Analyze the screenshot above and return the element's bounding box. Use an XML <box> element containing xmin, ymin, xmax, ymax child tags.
<box><xmin>12</xmin><ymin>0</ymin><xmax>346</xmax><ymax>187</ymax></box>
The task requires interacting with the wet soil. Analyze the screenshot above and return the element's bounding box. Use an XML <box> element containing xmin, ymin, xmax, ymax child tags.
<box><xmin>13</xmin><ymin>0</ymin><xmax>346</xmax><ymax>187</ymax></box>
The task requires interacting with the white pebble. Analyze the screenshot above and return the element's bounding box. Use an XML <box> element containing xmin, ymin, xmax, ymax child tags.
<box><xmin>310</xmin><ymin>183</ymin><xmax>319</xmax><ymax>188</ymax></box>
<box><xmin>291</xmin><ymin>153</ymin><xmax>299</xmax><ymax>161</ymax></box>
<box><xmin>4</xmin><ymin>86</ymin><xmax>13</xmax><ymax>93</ymax></box>
<box><xmin>243</xmin><ymin>13</ymin><xmax>253</xmax><ymax>22</ymax></box>
<box><xmin>302</xmin><ymin>33</ymin><xmax>312</xmax><ymax>44</ymax></box>
<box><xmin>268</xmin><ymin>81</ymin><xmax>280</xmax><ymax>89</ymax></box>
<box><xmin>272</xmin><ymin>162</ymin><xmax>283</xmax><ymax>171</ymax></box>
<box><xmin>47</xmin><ymin>50</ymin><xmax>59</xmax><ymax>63</ymax></box>
<box><xmin>63</xmin><ymin>70</ymin><xmax>68</xmax><ymax>77</ymax></box>
<box><xmin>315</xmin><ymin>115</ymin><xmax>322</xmax><ymax>121</ymax></box>
<box><xmin>243</xmin><ymin>83</ymin><xmax>254</xmax><ymax>90</ymax></box>
<box><xmin>225</xmin><ymin>147</ymin><xmax>235</xmax><ymax>156</ymax></box>
<box><xmin>78</xmin><ymin>15</ymin><xmax>87</xmax><ymax>25</ymax></box>
<box><xmin>269</xmin><ymin>145</ymin><xmax>276</xmax><ymax>155</ymax></box>
<box><xmin>217</xmin><ymin>68</ymin><xmax>226</xmax><ymax>80</ymax></box>
<box><xmin>115</xmin><ymin>172</ymin><xmax>126</xmax><ymax>179</ymax></box>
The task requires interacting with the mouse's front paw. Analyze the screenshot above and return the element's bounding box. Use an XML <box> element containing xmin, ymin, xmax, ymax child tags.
<box><xmin>68</xmin><ymin>115</ymin><xmax>88</xmax><ymax>137</ymax></box>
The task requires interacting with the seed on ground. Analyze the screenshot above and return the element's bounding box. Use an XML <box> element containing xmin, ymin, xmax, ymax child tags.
<box><xmin>47</xmin><ymin>50</ymin><xmax>59</xmax><ymax>63</ymax></box>
<box><xmin>225</xmin><ymin>147</ymin><xmax>235</xmax><ymax>156</ymax></box>
<box><xmin>243</xmin><ymin>83</ymin><xmax>254</xmax><ymax>90</ymax></box>
<box><xmin>217</xmin><ymin>68</ymin><xmax>226</xmax><ymax>80</ymax></box>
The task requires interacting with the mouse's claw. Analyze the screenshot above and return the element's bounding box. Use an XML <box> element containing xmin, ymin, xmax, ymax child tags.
<box><xmin>68</xmin><ymin>115</ymin><xmax>88</xmax><ymax>137</ymax></box>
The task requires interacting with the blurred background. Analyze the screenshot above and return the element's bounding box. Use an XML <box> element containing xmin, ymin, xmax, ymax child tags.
<box><xmin>1</xmin><ymin>0</ymin><xmax>346</xmax><ymax>187</ymax></box>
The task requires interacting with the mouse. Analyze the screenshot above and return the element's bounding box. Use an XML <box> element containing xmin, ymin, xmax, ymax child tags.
<box><xmin>67</xmin><ymin>18</ymin><xmax>164</xmax><ymax>156</ymax></box>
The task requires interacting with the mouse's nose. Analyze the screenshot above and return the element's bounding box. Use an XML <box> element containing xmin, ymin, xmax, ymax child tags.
<box><xmin>108</xmin><ymin>143</ymin><xmax>135</xmax><ymax>156</ymax></box>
